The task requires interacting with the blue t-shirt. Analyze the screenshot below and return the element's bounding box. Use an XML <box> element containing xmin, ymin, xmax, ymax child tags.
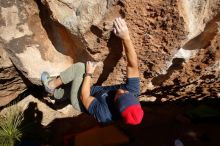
<box><xmin>88</xmin><ymin>78</ymin><xmax>140</xmax><ymax>123</ymax></box>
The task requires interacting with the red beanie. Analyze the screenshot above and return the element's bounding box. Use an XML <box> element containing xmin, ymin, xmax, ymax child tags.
<box><xmin>116</xmin><ymin>93</ymin><xmax>144</xmax><ymax>125</ymax></box>
<box><xmin>121</xmin><ymin>105</ymin><xmax>144</xmax><ymax>125</ymax></box>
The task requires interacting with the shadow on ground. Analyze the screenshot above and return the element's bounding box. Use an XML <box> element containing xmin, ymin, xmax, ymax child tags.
<box><xmin>16</xmin><ymin>98</ymin><xmax>220</xmax><ymax>146</ymax></box>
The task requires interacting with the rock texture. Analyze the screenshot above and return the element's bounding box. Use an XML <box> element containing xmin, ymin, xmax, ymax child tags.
<box><xmin>0</xmin><ymin>0</ymin><xmax>219</xmax><ymax>103</ymax></box>
<box><xmin>0</xmin><ymin>47</ymin><xmax>26</xmax><ymax>106</ymax></box>
<box><xmin>178</xmin><ymin>0</ymin><xmax>220</xmax><ymax>40</ymax></box>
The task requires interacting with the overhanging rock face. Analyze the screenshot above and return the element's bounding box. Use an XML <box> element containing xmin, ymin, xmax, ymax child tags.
<box><xmin>0</xmin><ymin>0</ymin><xmax>219</xmax><ymax>103</ymax></box>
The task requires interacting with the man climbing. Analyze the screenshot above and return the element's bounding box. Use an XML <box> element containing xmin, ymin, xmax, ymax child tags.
<box><xmin>41</xmin><ymin>17</ymin><xmax>144</xmax><ymax>125</ymax></box>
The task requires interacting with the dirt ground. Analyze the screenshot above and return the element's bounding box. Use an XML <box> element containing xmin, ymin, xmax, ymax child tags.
<box><xmin>1</xmin><ymin>93</ymin><xmax>219</xmax><ymax>146</ymax></box>
<box><xmin>32</xmin><ymin>99</ymin><xmax>220</xmax><ymax>146</ymax></box>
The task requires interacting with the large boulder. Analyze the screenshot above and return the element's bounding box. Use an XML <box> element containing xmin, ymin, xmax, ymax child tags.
<box><xmin>0</xmin><ymin>0</ymin><xmax>219</xmax><ymax>103</ymax></box>
<box><xmin>0</xmin><ymin>0</ymin><xmax>91</xmax><ymax>85</ymax></box>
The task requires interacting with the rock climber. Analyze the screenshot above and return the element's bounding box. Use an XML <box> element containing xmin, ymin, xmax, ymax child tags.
<box><xmin>41</xmin><ymin>17</ymin><xmax>144</xmax><ymax>125</ymax></box>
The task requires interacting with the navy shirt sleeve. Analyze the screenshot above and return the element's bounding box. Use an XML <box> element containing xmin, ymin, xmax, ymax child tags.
<box><xmin>91</xmin><ymin>77</ymin><xmax>140</xmax><ymax>97</ymax></box>
<box><xmin>88</xmin><ymin>99</ymin><xmax>112</xmax><ymax>123</ymax></box>
<box><xmin>121</xmin><ymin>77</ymin><xmax>140</xmax><ymax>97</ymax></box>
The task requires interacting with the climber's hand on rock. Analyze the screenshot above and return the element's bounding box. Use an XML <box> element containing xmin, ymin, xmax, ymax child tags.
<box><xmin>113</xmin><ymin>17</ymin><xmax>130</xmax><ymax>40</ymax></box>
<box><xmin>86</xmin><ymin>61</ymin><xmax>97</xmax><ymax>74</ymax></box>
